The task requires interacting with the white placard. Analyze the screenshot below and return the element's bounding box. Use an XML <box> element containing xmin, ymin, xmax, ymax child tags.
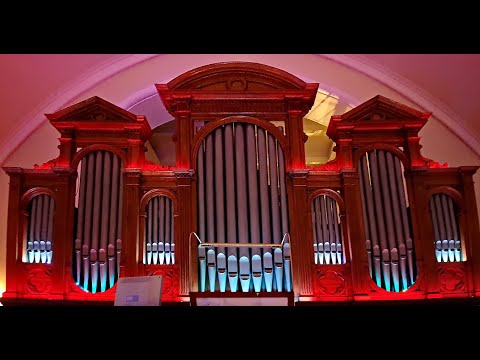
<box><xmin>195</xmin><ymin>296</ymin><xmax>289</xmax><ymax>306</ymax></box>
<box><xmin>114</xmin><ymin>276</ymin><xmax>163</xmax><ymax>306</ymax></box>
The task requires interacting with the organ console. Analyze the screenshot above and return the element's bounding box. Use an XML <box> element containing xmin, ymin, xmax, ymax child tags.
<box><xmin>2</xmin><ymin>61</ymin><xmax>480</xmax><ymax>305</ymax></box>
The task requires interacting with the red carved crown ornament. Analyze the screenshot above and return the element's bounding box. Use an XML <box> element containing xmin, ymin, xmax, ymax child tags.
<box><xmin>142</xmin><ymin>160</ymin><xmax>175</xmax><ymax>172</ymax></box>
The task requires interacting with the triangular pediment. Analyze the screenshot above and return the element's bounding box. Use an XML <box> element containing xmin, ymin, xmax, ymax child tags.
<box><xmin>340</xmin><ymin>95</ymin><xmax>431</xmax><ymax>123</ymax></box>
<box><xmin>46</xmin><ymin>96</ymin><xmax>137</xmax><ymax>123</ymax></box>
<box><xmin>326</xmin><ymin>95</ymin><xmax>432</xmax><ymax>140</ymax></box>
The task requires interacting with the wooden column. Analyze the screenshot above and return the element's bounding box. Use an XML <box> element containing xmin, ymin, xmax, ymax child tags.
<box><xmin>3</xmin><ymin>168</ymin><xmax>23</xmax><ymax>295</ymax></box>
<box><xmin>122</xmin><ymin>169</ymin><xmax>141</xmax><ymax>277</ymax></box>
<box><xmin>288</xmin><ymin>169</ymin><xmax>313</xmax><ymax>297</ymax></box>
<box><xmin>174</xmin><ymin>169</ymin><xmax>194</xmax><ymax>296</ymax></box>
<box><xmin>174</xmin><ymin>106</ymin><xmax>192</xmax><ymax>170</ymax></box>
<box><xmin>127</xmin><ymin>139</ymin><xmax>143</xmax><ymax>169</ymax></box>
<box><xmin>460</xmin><ymin>167</ymin><xmax>480</xmax><ymax>296</ymax></box>
<box><xmin>57</xmin><ymin>129</ymin><xmax>75</xmax><ymax>167</ymax></box>
<box><xmin>51</xmin><ymin>167</ymin><xmax>77</xmax><ymax>296</ymax></box>
<box><xmin>406</xmin><ymin>169</ymin><xmax>434</xmax><ymax>295</ymax></box>
<box><xmin>341</xmin><ymin>169</ymin><xmax>369</xmax><ymax>297</ymax></box>
<box><xmin>286</xmin><ymin>106</ymin><xmax>307</xmax><ymax>169</ymax></box>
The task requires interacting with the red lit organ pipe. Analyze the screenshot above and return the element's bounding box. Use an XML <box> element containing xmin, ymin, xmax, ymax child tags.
<box><xmin>196</xmin><ymin>123</ymin><xmax>291</xmax><ymax>292</ymax></box>
<box><xmin>358</xmin><ymin>149</ymin><xmax>416</xmax><ymax>292</ymax></box>
<box><xmin>311</xmin><ymin>194</ymin><xmax>344</xmax><ymax>265</ymax></box>
<box><xmin>74</xmin><ymin>151</ymin><xmax>123</xmax><ymax>293</ymax></box>
<box><xmin>430</xmin><ymin>193</ymin><xmax>462</xmax><ymax>262</ymax></box>
<box><xmin>26</xmin><ymin>195</ymin><xmax>54</xmax><ymax>264</ymax></box>
<box><xmin>145</xmin><ymin>196</ymin><xmax>175</xmax><ymax>265</ymax></box>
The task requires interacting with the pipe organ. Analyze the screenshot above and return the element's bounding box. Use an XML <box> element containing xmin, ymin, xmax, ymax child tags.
<box><xmin>2</xmin><ymin>62</ymin><xmax>480</xmax><ymax>305</ymax></box>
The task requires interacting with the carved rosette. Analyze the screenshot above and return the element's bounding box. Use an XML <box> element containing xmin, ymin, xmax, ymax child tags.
<box><xmin>439</xmin><ymin>267</ymin><xmax>466</xmax><ymax>293</ymax></box>
<box><xmin>25</xmin><ymin>265</ymin><xmax>53</xmax><ymax>294</ymax></box>
<box><xmin>145</xmin><ymin>268</ymin><xmax>179</xmax><ymax>298</ymax></box>
<box><xmin>315</xmin><ymin>269</ymin><xmax>346</xmax><ymax>296</ymax></box>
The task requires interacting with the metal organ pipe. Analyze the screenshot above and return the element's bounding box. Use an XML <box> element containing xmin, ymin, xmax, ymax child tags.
<box><xmin>377</xmin><ymin>151</ymin><xmax>399</xmax><ymax>292</ymax></box>
<box><xmin>82</xmin><ymin>153</ymin><xmax>95</xmax><ymax>290</ymax></box>
<box><xmin>391</xmin><ymin>157</ymin><xmax>414</xmax><ymax>283</ymax></box>
<box><xmin>358</xmin><ymin>149</ymin><xmax>416</xmax><ymax>292</ymax></box>
<box><xmin>429</xmin><ymin>193</ymin><xmax>462</xmax><ymax>263</ymax></box>
<box><xmin>314</xmin><ymin>197</ymin><xmax>324</xmax><ymax>264</ymax></box>
<box><xmin>197</xmin><ymin>141</ymin><xmax>208</xmax><ymax>291</ymax></box>
<box><xmin>447</xmin><ymin>197</ymin><xmax>461</xmax><ymax>262</ymax></box>
<box><xmin>153</xmin><ymin>196</ymin><xmax>159</xmax><ymax>264</ymax></box>
<box><xmin>441</xmin><ymin>195</ymin><xmax>454</xmax><ymax>262</ymax></box>
<box><xmin>224</xmin><ymin>124</ymin><xmax>238</xmax><ymax>292</ymax></box>
<box><xmin>311</xmin><ymin>194</ymin><xmax>345</xmax><ymax>267</ymax></box>
<box><xmin>257</xmin><ymin>127</ymin><xmax>273</xmax><ymax>292</ymax></box>
<box><xmin>385</xmin><ymin>152</ymin><xmax>408</xmax><ymax>291</ymax></box>
<box><xmin>268</xmin><ymin>134</ymin><xmax>283</xmax><ymax>291</ymax></box>
<box><xmin>108</xmin><ymin>155</ymin><xmax>120</xmax><ymax>287</ymax></box>
<box><xmin>165</xmin><ymin>196</ymin><xmax>171</xmax><ymax>265</ymax></box>
<box><xmin>235</xmin><ymin>125</ymin><xmax>251</xmax><ymax>292</ymax></box>
<box><xmin>99</xmin><ymin>152</ymin><xmax>112</xmax><ymax>292</ymax></box>
<box><xmin>144</xmin><ymin>195</ymin><xmax>175</xmax><ymax>267</ymax></box>
<box><xmin>196</xmin><ymin>122</ymin><xmax>292</xmax><ymax>293</ymax></box>
<box><xmin>34</xmin><ymin>194</ymin><xmax>43</xmax><ymax>264</ymax></box>
<box><xmin>46</xmin><ymin>196</ymin><xmax>54</xmax><ymax>264</ymax></box>
<box><xmin>26</xmin><ymin>194</ymin><xmax>54</xmax><ymax>264</ymax></box>
<box><xmin>246</xmin><ymin>124</ymin><xmax>262</xmax><ymax>292</ymax></box>
<box><xmin>159</xmin><ymin>196</ymin><xmax>166</xmax><ymax>265</ymax></box>
<box><xmin>202</xmin><ymin>137</ymin><xmax>218</xmax><ymax>291</ymax></box>
<box><xmin>214</xmin><ymin>128</ymin><xmax>226</xmax><ymax>291</ymax></box>
<box><xmin>73</xmin><ymin>150</ymin><xmax>123</xmax><ymax>293</ymax></box>
<box><xmin>368</xmin><ymin>150</ymin><xmax>391</xmax><ymax>291</ymax></box>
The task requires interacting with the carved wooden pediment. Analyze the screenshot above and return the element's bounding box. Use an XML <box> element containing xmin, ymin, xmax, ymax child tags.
<box><xmin>327</xmin><ymin>95</ymin><xmax>432</xmax><ymax>140</ymax></box>
<box><xmin>46</xmin><ymin>96</ymin><xmax>138</xmax><ymax>124</ymax></box>
<box><xmin>156</xmin><ymin>62</ymin><xmax>319</xmax><ymax>116</ymax></box>
<box><xmin>164</xmin><ymin>62</ymin><xmax>309</xmax><ymax>92</ymax></box>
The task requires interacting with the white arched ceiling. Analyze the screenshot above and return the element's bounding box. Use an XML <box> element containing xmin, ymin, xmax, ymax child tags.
<box><xmin>1</xmin><ymin>53</ymin><xmax>480</xmax><ymax>165</ymax></box>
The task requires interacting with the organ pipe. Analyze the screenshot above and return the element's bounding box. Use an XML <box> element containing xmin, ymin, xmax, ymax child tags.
<box><xmin>73</xmin><ymin>150</ymin><xmax>123</xmax><ymax>293</ymax></box>
<box><xmin>359</xmin><ymin>149</ymin><xmax>416</xmax><ymax>292</ymax></box>
<box><xmin>196</xmin><ymin>123</ymin><xmax>290</xmax><ymax>293</ymax></box>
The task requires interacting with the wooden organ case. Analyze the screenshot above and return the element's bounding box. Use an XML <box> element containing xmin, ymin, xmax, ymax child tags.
<box><xmin>2</xmin><ymin>62</ymin><xmax>480</xmax><ymax>305</ymax></box>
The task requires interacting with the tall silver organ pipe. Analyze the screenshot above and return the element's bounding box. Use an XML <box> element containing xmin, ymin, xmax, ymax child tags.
<box><xmin>358</xmin><ymin>149</ymin><xmax>416</xmax><ymax>292</ymax></box>
<box><xmin>311</xmin><ymin>194</ymin><xmax>344</xmax><ymax>265</ymax></box>
<box><xmin>196</xmin><ymin>122</ymin><xmax>291</xmax><ymax>292</ymax></box>
<box><xmin>26</xmin><ymin>194</ymin><xmax>55</xmax><ymax>264</ymax></box>
<box><xmin>429</xmin><ymin>193</ymin><xmax>462</xmax><ymax>262</ymax></box>
<box><xmin>74</xmin><ymin>151</ymin><xmax>123</xmax><ymax>293</ymax></box>
<box><xmin>145</xmin><ymin>195</ymin><xmax>175</xmax><ymax>265</ymax></box>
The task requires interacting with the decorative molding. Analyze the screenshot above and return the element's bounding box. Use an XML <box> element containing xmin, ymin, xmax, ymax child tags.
<box><xmin>190</xmin><ymin>100</ymin><xmax>286</xmax><ymax>114</ymax></box>
<box><xmin>142</xmin><ymin>160</ymin><xmax>174</xmax><ymax>171</ymax></box>
<box><xmin>309</xmin><ymin>158</ymin><xmax>340</xmax><ymax>171</ymax></box>
<box><xmin>288</xmin><ymin>169</ymin><xmax>310</xmax><ymax>178</ymax></box>
<box><xmin>173</xmin><ymin>169</ymin><xmax>195</xmax><ymax>178</ymax></box>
